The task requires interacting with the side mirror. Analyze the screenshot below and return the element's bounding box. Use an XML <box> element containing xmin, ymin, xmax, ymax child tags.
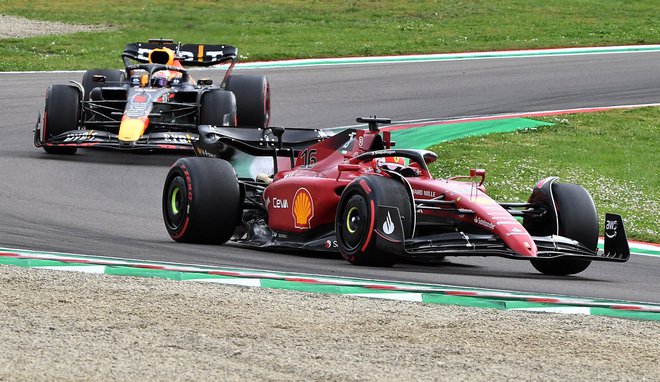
<box><xmin>422</xmin><ymin>151</ymin><xmax>438</xmax><ymax>165</ymax></box>
<box><xmin>197</xmin><ymin>78</ymin><xmax>213</xmax><ymax>86</ymax></box>
<box><xmin>470</xmin><ymin>168</ymin><xmax>486</xmax><ymax>186</ymax></box>
<box><xmin>92</xmin><ymin>75</ymin><xmax>107</xmax><ymax>83</ymax></box>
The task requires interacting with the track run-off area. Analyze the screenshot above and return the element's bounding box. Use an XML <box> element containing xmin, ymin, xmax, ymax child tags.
<box><xmin>1</xmin><ymin>45</ymin><xmax>659</xmax><ymax>319</ymax></box>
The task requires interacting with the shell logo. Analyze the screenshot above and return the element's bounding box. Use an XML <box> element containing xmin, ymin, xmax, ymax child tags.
<box><xmin>292</xmin><ymin>188</ymin><xmax>314</xmax><ymax>229</ymax></box>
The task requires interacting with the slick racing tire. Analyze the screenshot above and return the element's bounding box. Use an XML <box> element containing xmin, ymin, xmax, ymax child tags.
<box><xmin>200</xmin><ymin>90</ymin><xmax>237</xmax><ymax>127</ymax></box>
<box><xmin>82</xmin><ymin>69</ymin><xmax>126</xmax><ymax>101</ymax></box>
<box><xmin>530</xmin><ymin>183</ymin><xmax>597</xmax><ymax>276</ymax></box>
<box><xmin>42</xmin><ymin>85</ymin><xmax>81</xmax><ymax>155</ymax></box>
<box><xmin>336</xmin><ymin>175</ymin><xmax>413</xmax><ymax>267</ymax></box>
<box><xmin>163</xmin><ymin>158</ymin><xmax>242</xmax><ymax>244</ymax></box>
<box><xmin>224</xmin><ymin>75</ymin><xmax>270</xmax><ymax>129</ymax></box>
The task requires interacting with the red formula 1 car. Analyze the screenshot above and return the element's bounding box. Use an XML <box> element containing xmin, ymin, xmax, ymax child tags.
<box><xmin>161</xmin><ymin>117</ymin><xmax>629</xmax><ymax>275</ymax></box>
<box><xmin>34</xmin><ymin>39</ymin><xmax>270</xmax><ymax>154</ymax></box>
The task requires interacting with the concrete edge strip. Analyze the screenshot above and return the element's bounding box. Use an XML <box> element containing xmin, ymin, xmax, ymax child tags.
<box><xmin>1</xmin><ymin>248</ymin><xmax>658</xmax><ymax>321</ymax></box>
<box><xmin>2</xmin><ymin>44</ymin><xmax>660</xmax><ymax>74</ymax></box>
<box><xmin>237</xmin><ymin>45</ymin><xmax>660</xmax><ymax>69</ymax></box>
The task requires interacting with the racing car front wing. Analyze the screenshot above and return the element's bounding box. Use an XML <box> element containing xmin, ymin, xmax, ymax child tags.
<box><xmin>229</xmin><ymin>219</ymin><xmax>629</xmax><ymax>267</ymax></box>
<box><xmin>34</xmin><ymin>121</ymin><xmax>196</xmax><ymax>152</ymax></box>
<box><xmin>402</xmin><ymin>213</ymin><xmax>630</xmax><ymax>263</ymax></box>
<box><xmin>402</xmin><ymin>232</ymin><xmax>626</xmax><ymax>261</ymax></box>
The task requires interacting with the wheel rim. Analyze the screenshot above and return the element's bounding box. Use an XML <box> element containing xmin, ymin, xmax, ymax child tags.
<box><xmin>165</xmin><ymin>176</ymin><xmax>187</xmax><ymax>230</ymax></box>
<box><xmin>340</xmin><ymin>194</ymin><xmax>369</xmax><ymax>251</ymax></box>
<box><xmin>170</xmin><ymin>187</ymin><xmax>181</xmax><ymax>214</ymax></box>
<box><xmin>346</xmin><ymin>207</ymin><xmax>360</xmax><ymax>234</ymax></box>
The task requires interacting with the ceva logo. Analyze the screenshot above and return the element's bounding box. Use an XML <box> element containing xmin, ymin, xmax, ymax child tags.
<box><xmin>272</xmin><ymin>197</ymin><xmax>288</xmax><ymax>209</ymax></box>
<box><xmin>292</xmin><ymin>188</ymin><xmax>314</xmax><ymax>229</ymax></box>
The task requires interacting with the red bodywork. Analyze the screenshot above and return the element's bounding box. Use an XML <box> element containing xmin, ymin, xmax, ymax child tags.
<box><xmin>262</xmin><ymin>127</ymin><xmax>538</xmax><ymax>257</ymax></box>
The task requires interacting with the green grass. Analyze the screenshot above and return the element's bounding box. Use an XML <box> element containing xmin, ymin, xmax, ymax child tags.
<box><xmin>0</xmin><ymin>0</ymin><xmax>658</xmax><ymax>70</ymax></box>
<box><xmin>428</xmin><ymin>108</ymin><xmax>659</xmax><ymax>243</ymax></box>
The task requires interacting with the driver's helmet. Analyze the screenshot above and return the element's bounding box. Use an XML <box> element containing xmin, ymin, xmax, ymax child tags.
<box><xmin>375</xmin><ymin>156</ymin><xmax>406</xmax><ymax>171</ymax></box>
<box><xmin>150</xmin><ymin>70</ymin><xmax>180</xmax><ymax>87</ymax></box>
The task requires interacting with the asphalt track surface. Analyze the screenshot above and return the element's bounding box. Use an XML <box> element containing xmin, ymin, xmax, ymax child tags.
<box><xmin>1</xmin><ymin>51</ymin><xmax>659</xmax><ymax>303</ymax></box>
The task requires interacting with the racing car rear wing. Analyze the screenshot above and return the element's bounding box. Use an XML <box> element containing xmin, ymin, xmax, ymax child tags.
<box><xmin>196</xmin><ymin>124</ymin><xmax>331</xmax><ymax>172</ymax></box>
<box><xmin>122</xmin><ymin>41</ymin><xmax>238</xmax><ymax>67</ymax></box>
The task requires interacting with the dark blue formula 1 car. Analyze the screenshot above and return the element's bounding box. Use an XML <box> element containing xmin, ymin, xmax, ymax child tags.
<box><xmin>34</xmin><ymin>38</ymin><xmax>270</xmax><ymax>154</ymax></box>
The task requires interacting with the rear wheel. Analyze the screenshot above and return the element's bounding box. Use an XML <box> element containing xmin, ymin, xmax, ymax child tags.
<box><xmin>82</xmin><ymin>69</ymin><xmax>125</xmax><ymax>101</ymax></box>
<box><xmin>162</xmin><ymin>157</ymin><xmax>242</xmax><ymax>244</ymax></box>
<box><xmin>43</xmin><ymin>85</ymin><xmax>81</xmax><ymax>155</ymax></box>
<box><xmin>225</xmin><ymin>75</ymin><xmax>270</xmax><ymax>128</ymax></box>
<box><xmin>529</xmin><ymin>183</ymin><xmax>597</xmax><ymax>275</ymax></box>
<box><xmin>336</xmin><ymin>175</ymin><xmax>413</xmax><ymax>267</ymax></box>
<box><xmin>200</xmin><ymin>90</ymin><xmax>237</xmax><ymax>127</ymax></box>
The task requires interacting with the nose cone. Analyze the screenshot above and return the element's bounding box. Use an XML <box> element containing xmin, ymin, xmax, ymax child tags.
<box><xmin>119</xmin><ymin>117</ymin><xmax>147</xmax><ymax>143</ymax></box>
<box><xmin>506</xmin><ymin>235</ymin><xmax>538</xmax><ymax>257</ymax></box>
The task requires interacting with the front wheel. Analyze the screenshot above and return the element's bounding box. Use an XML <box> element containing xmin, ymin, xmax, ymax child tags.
<box><xmin>529</xmin><ymin>182</ymin><xmax>597</xmax><ymax>275</ymax></box>
<box><xmin>200</xmin><ymin>89</ymin><xmax>237</xmax><ymax>127</ymax></box>
<box><xmin>336</xmin><ymin>175</ymin><xmax>413</xmax><ymax>267</ymax></box>
<box><xmin>43</xmin><ymin>85</ymin><xmax>81</xmax><ymax>154</ymax></box>
<box><xmin>225</xmin><ymin>75</ymin><xmax>270</xmax><ymax>128</ymax></box>
<box><xmin>163</xmin><ymin>157</ymin><xmax>242</xmax><ymax>244</ymax></box>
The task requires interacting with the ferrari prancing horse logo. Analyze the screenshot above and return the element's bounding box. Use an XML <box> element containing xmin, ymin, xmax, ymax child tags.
<box><xmin>292</xmin><ymin>188</ymin><xmax>314</xmax><ymax>229</ymax></box>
